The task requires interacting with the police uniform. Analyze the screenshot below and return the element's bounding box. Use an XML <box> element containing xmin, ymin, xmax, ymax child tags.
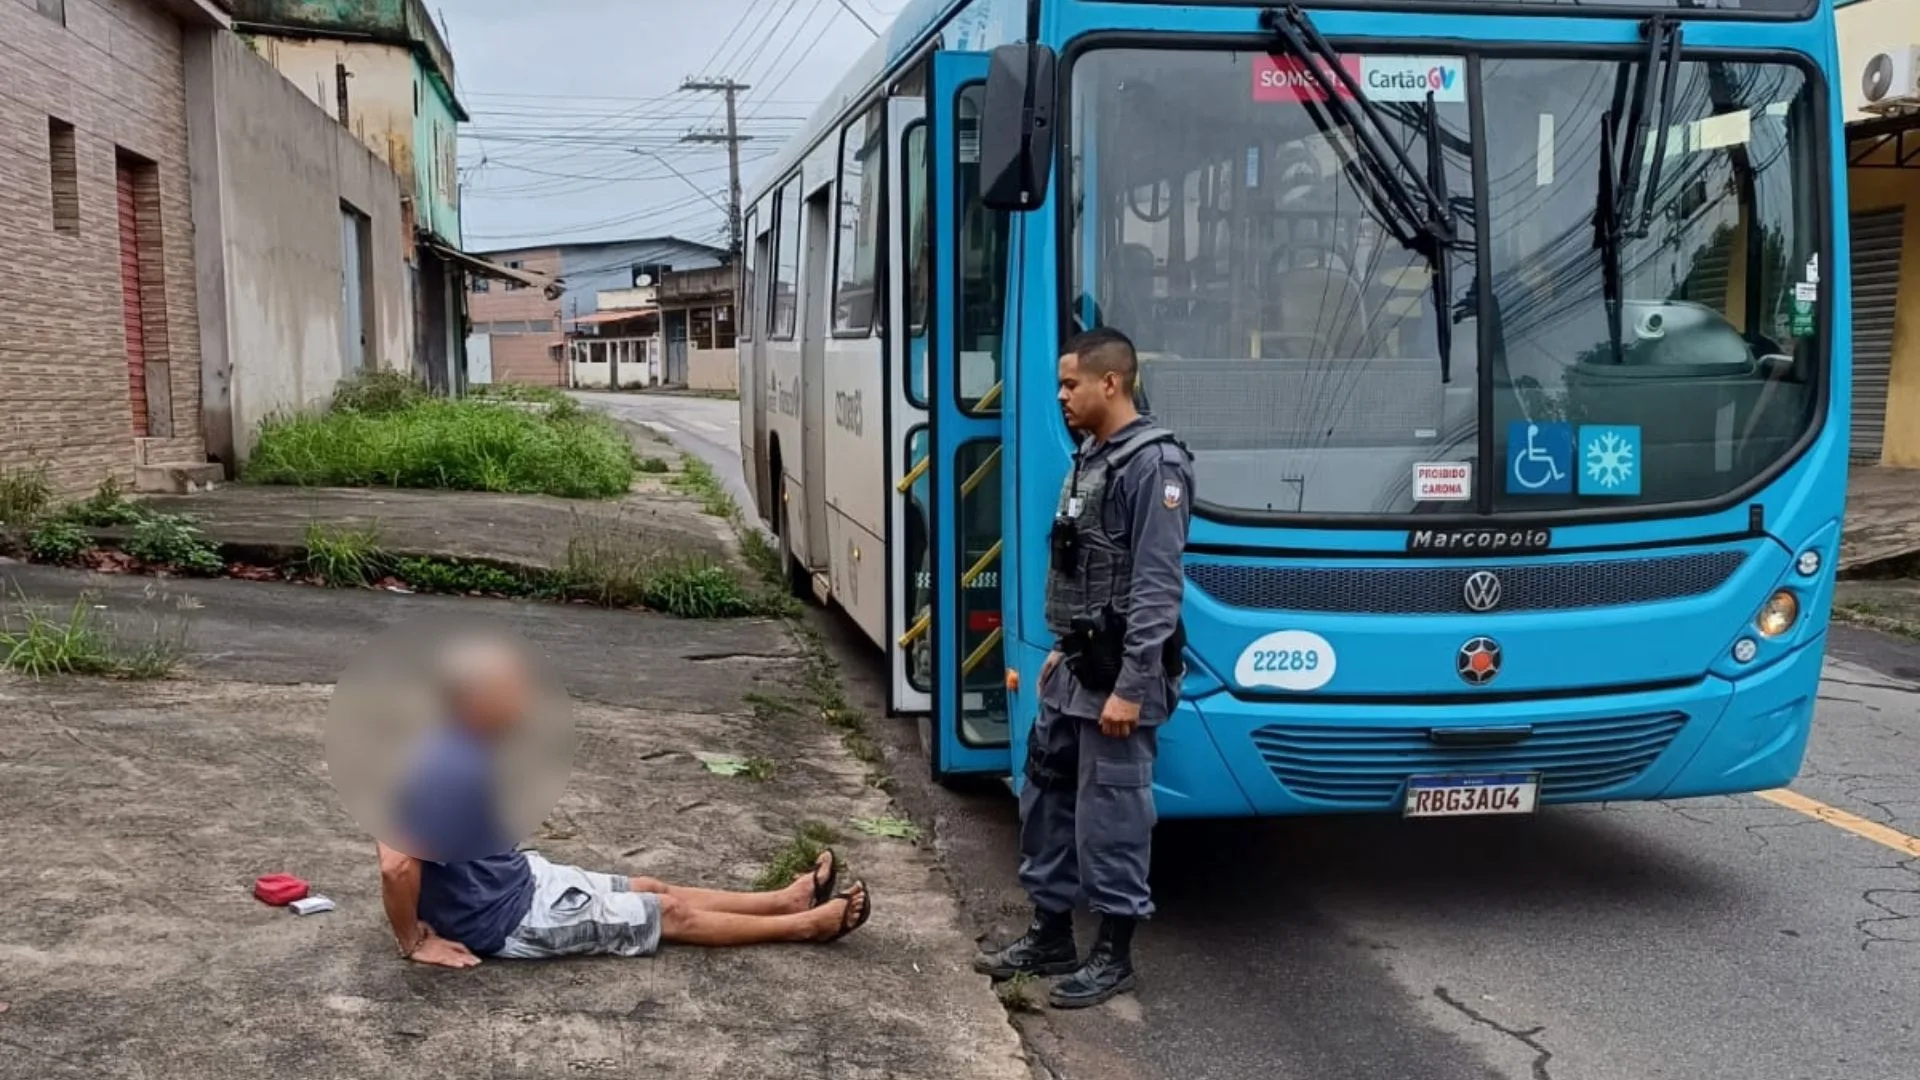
<box><xmin>974</xmin><ymin>415</ymin><xmax>1193</xmax><ymax>1009</ymax></box>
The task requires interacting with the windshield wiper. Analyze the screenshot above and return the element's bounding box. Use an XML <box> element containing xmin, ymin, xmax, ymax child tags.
<box><xmin>1594</xmin><ymin>15</ymin><xmax>1685</xmax><ymax>364</ymax></box>
<box><xmin>1421</xmin><ymin>91</ymin><xmax>1455</xmax><ymax>383</ymax></box>
<box><xmin>1260</xmin><ymin>5</ymin><xmax>1455</xmax><ymax>250</ymax></box>
<box><xmin>1262</xmin><ymin>6</ymin><xmax>1460</xmax><ymax>381</ymax></box>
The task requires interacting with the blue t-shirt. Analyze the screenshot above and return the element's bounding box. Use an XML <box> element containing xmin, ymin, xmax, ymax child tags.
<box><xmin>395</xmin><ymin>724</ymin><xmax>535</xmax><ymax>956</ymax></box>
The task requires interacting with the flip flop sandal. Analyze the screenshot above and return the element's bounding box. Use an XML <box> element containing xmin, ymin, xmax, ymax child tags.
<box><xmin>830</xmin><ymin>882</ymin><xmax>872</xmax><ymax>942</ymax></box>
<box><xmin>810</xmin><ymin>849</ymin><xmax>840</xmax><ymax>908</ymax></box>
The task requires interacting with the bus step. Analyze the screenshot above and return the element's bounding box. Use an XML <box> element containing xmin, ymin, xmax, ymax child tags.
<box><xmin>810</xmin><ymin>570</ymin><xmax>832</xmax><ymax>606</ymax></box>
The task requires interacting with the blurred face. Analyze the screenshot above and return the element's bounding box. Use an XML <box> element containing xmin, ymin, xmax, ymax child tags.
<box><xmin>1057</xmin><ymin>352</ymin><xmax>1123</xmax><ymax>434</ymax></box>
<box><xmin>451</xmin><ymin>650</ymin><xmax>532</xmax><ymax>739</ymax></box>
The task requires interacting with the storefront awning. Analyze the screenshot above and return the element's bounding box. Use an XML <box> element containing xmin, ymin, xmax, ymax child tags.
<box><xmin>423</xmin><ymin>237</ymin><xmax>566</xmax><ymax>300</ymax></box>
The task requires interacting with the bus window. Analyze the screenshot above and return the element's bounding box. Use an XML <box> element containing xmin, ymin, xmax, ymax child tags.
<box><xmin>771</xmin><ymin>176</ymin><xmax>801</xmax><ymax>340</ymax></box>
<box><xmin>903</xmin><ymin>120</ymin><xmax>931</xmax><ymax>405</ymax></box>
<box><xmin>1482</xmin><ymin>59</ymin><xmax>1819</xmax><ymax>510</ymax></box>
<box><xmin>835</xmin><ymin>105</ymin><xmax>885</xmax><ymax>336</ymax></box>
<box><xmin>739</xmin><ymin>209</ymin><xmax>758</xmax><ymax>343</ymax></box>
<box><xmin>955</xmin><ymin>85</ymin><xmax>1010</xmax><ymax>414</ymax></box>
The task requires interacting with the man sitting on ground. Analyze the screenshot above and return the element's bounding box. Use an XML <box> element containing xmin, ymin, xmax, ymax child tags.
<box><xmin>375</xmin><ymin>635</ymin><xmax>871</xmax><ymax>969</ymax></box>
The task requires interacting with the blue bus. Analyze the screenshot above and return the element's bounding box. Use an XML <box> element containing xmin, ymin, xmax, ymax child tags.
<box><xmin>735</xmin><ymin>0</ymin><xmax>1846</xmax><ymax>818</ymax></box>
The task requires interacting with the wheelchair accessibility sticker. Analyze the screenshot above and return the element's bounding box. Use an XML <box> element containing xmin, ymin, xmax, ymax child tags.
<box><xmin>1506</xmin><ymin>421</ymin><xmax>1572</xmax><ymax>495</ymax></box>
<box><xmin>1577</xmin><ymin>425</ymin><xmax>1641</xmax><ymax>496</ymax></box>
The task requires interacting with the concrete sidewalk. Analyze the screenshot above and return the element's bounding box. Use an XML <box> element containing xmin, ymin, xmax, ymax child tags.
<box><xmin>0</xmin><ymin>495</ymin><xmax>1029</xmax><ymax>1075</ymax></box>
<box><xmin>133</xmin><ymin>476</ymin><xmax>732</xmax><ymax>572</ymax></box>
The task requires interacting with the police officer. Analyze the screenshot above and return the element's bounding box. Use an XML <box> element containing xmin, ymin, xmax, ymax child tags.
<box><xmin>974</xmin><ymin>327</ymin><xmax>1193</xmax><ymax>1009</ymax></box>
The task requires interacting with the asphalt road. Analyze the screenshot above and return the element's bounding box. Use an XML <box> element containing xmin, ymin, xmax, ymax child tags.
<box><xmin>585</xmin><ymin>392</ymin><xmax>1920</xmax><ymax>1080</ymax></box>
<box><xmin>571</xmin><ymin>390</ymin><xmax>754</xmax><ymax>515</ymax></box>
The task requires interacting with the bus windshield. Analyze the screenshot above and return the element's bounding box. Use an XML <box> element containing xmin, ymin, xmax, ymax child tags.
<box><xmin>1068</xmin><ymin>46</ymin><xmax>1822</xmax><ymax>518</ymax></box>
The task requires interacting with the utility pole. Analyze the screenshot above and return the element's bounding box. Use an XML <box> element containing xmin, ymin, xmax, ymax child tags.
<box><xmin>680</xmin><ymin>78</ymin><xmax>752</xmax><ymax>256</ymax></box>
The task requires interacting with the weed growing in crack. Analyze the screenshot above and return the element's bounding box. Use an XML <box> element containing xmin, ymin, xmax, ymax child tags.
<box><xmin>303</xmin><ymin>521</ymin><xmax>389</xmax><ymax>586</ymax></box>
<box><xmin>0</xmin><ymin>585</ymin><xmax>190</xmax><ymax>678</ymax></box>
<box><xmin>126</xmin><ymin>514</ymin><xmax>223</xmax><ymax>575</ymax></box>
<box><xmin>752</xmin><ymin>821</ymin><xmax>840</xmax><ymax>892</ymax></box>
<box><xmin>636</xmin><ymin>456</ymin><xmax>670</xmax><ymax>474</ymax></box>
<box><xmin>27</xmin><ymin>519</ymin><xmax>91</xmax><ymax>564</ymax></box>
<box><xmin>0</xmin><ymin>465</ymin><xmax>53</xmax><ymax>528</ymax></box>
<box><xmin>670</xmin><ymin>456</ymin><xmax>742</xmax><ymax>520</ymax></box>
<box><xmin>996</xmin><ymin>973</ymin><xmax>1042</xmax><ymax>1014</ymax></box>
<box><xmin>62</xmin><ymin>477</ymin><xmax>144</xmax><ymax>527</ymax></box>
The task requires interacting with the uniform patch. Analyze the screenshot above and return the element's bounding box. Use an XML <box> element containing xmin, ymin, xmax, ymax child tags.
<box><xmin>1162</xmin><ymin>482</ymin><xmax>1183</xmax><ymax>509</ymax></box>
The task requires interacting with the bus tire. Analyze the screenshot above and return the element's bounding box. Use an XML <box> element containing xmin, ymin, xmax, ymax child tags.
<box><xmin>776</xmin><ymin>472</ymin><xmax>811</xmax><ymax>602</ymax></box>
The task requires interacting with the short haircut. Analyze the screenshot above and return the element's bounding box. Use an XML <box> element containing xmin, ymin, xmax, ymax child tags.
<box><xmin>1062</xmin><ymin>327</ymin><xmax>1138</xmax><ymax>382</ymax></box>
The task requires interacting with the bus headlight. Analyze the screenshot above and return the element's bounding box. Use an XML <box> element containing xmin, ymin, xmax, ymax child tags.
<box><xmin>1755</xmin><ymin>590</ymin><xmax>1799</xmax><ymax>638</ymax></box>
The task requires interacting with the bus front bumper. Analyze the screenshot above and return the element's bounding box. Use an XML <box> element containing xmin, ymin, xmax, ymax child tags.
<box><xmin>1152</xmin><ymin>634</ymin><xmax>1823</xmax><ymax>819</ymax></box>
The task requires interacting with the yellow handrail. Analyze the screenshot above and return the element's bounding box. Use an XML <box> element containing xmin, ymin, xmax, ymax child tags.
<box><xmin>895</xmin><ymin>455</ymin><xmax>930</xmax><ymax>494</ymax></box>
<box><xmin>894</xmin><ymin>540</ymin><xmax>1002</xmax><ymax>649</ymax></box>
<box><xmin>961</xmin><ymin>446</ymin><xmax>1000</xmax><ymax>497</ymax></box>
<box><xmin>963</xmin><ymin>627</ymin><xmax>1004</xmax><ymax>677</ymax></box>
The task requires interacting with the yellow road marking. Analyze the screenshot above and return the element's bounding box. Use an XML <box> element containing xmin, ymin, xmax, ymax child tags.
<box><xmin>1757</xmin><ymin>788</ymin><xmax>1920</xmax><ymax>858</ymax></box>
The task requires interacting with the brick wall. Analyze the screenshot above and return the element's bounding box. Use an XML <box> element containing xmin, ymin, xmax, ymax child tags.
<box><xmin>467</xmin><ymin>247</ymin><xmax>565</xmax><ymax>386</ymax></box>
<box><xmin>0</xmin><ymin>0</ymin><xmax>206</xmax><ymax>497</ymax></box>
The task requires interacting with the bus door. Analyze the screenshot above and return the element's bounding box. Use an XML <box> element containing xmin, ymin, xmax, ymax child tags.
<box><xmin>925</xmin><ymin>51</ymin><xmax>1014</xmax><ymax>778</ymax></box>
<box><xmin>885</xmin><ymin>93</ymin><xmax>930</xmax><ymax>716</ymax></box>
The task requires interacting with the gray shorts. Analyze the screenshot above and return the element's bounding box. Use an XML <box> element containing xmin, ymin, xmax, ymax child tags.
<box><xmin>492</xmin><ymin>852</ymin><xmax>663</xmax><ymax>959</ymax></box>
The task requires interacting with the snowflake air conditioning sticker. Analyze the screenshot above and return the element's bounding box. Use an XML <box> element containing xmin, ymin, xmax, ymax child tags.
<box><xmin>1577</xmin><ymin>425</ymin><xmax>1641</xmax><ymax>496</ymax></box>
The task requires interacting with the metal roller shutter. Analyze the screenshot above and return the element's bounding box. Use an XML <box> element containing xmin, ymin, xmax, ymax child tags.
<box><xmin>1851</xmin><ymin>206</ymin><xmax>1904</xmax><ymax>464</ymax></box>
<box><xmin>117</xmin><ymin>161</ymin><xmax>148</xmax><ymax>439</ymax></box>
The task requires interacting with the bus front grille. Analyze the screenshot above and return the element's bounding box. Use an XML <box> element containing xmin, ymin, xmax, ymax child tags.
<box><xmin>1249</xmin><ymin>712</ymin><xmax>1689</xmax><ymax>809</ymax></box>
<box><xmin>1185</xmin><ymin>551</ymin><xmax>1745</xmax><ymax>614</ymax></box>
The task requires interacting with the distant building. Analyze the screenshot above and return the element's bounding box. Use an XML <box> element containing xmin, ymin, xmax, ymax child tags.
<box><xmin>229</xmin><ymin>0</ymin><xmax>555</xmax><ymax>395</ymax></box>
<box><xmin>468</xmin><ymin>237</ymin><xmax>727</xmax><ymax>387</ymax></box>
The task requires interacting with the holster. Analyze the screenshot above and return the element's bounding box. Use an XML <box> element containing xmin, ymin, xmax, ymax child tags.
<box><xmin>1023</xmin><ymin>739</ymin><xmax>1077</xmax><ymax>792</ymax></box>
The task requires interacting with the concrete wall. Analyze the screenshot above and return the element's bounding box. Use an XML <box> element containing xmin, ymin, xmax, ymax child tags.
<box><xmin>239</xmin><ymin>35</ymin><xmax>418</xmax><ymax>217</ymax></box>
<box><xmin>0</xmin><ymin>0</ymin><xmax>210</xmax><ymax>497</ymax></box>
<box><xmin>187</xmin><ymin>28</ymin><xmax>412</xmax><ymax>467</ymax></box>
<box><xmin>689</xmin><ymin>347</ymin><xmax>739</xmax><ymax>393</ymax></box>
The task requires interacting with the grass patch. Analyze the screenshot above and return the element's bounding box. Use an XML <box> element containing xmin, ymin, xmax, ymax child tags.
<box><xmin>671</xmin><ymin>456</ymin><xmax>740</xmax><ymax>519</ymax></box>
<box><xmin>395</xmin><ymin>556</ymin><xmax>548</xmax><ymax>598</ymax></box>
<box><xmin>851</xmin><ymin>816</ymin><xmax>921</xmax><ymax>842</ymax></box>
<box><xmin>125</xmin><ymin>514</ymin><xmax>224</xmax><ymax>575</ymax></box>
<box><xmin>26</xmin><ymin>519</ymin><xmax>91</xmax><ymax>564</ymax></box>
<box><xmin>303</xmin><ymin>521</ymin><xmax>389</xmax><ymax>587</ymax></box>
<box><xmin>245</xmin><ymin>393</ymin><xmax>633</xmax><ymax>500</ymax></box>
<box><xmin>694</xmin><ymin>751</ymin><xmax>778</xmax><ymax>781</ymax></box>
<box><xmin>0</xmin><ymin>466</ymin><xmax>53</xmax><ymax>527</ymax></box>
<box><xmin>752</xmin><ymin>821</ymin><xmax>840</xmax><ymax>892</ymax></box>
<box><xmin>0</xmin><ymin>588</ymin><xmax>189</xmax><ymax>678</ymax></box>
<box><xmin>639</xmin><ymin>562</ymin><xmax>759</xmax><ymax>618</ymax></box>
<box><xmin>328</xmin><ymin>370</ymin><xmax>430</xmax><ymax>416</ymax></box>
<box><xmin>636</xmin><ymin>456</ymin><xmax>671</xmax><ymax>474</ymax></box>
<box><xmin>995</xmin><ymin>973</ymin><xmax>1042</xmax><ymax>1014</ymax></box>
<box><xmin>63</xmin><ymin>477</ymin><xmax>143</xmax><ymax>527</ymax></box>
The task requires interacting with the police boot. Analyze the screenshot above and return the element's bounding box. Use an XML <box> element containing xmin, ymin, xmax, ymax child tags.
<box><xmin>972</xmin><ymin>906</ymin><xmax>1078</xmax><ymax>980</ymax></box>
<box><xmin>1048</xmin><ymin>915</ymin><xmax>1137</xmax><ymax>1009</ymax></box>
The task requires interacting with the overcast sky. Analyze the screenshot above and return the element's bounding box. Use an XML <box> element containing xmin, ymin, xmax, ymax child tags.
<box><xmin>439</xmin><ymin>0</ymin><xmax>905</xmax><ymax>252</ymax></box>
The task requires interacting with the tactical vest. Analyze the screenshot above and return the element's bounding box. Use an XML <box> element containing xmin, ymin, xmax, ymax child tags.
<box><xmin>1043</xmin><ymin>424</ymin><xmax>1183</xmax><ymax>639</ymax></box>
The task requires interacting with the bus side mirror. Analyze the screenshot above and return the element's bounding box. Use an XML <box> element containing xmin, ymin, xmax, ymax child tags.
<box><xmin>980</xmin><ymin>43</ymin><xmax>1057</xmax><ymax>213</ymax></box>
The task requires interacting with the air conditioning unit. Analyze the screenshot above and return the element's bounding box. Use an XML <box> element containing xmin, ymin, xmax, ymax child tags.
<box><xmin>1861</xmin><ymin>47</ymin><xmax>1920</xmax><ymax>114</ymax></box>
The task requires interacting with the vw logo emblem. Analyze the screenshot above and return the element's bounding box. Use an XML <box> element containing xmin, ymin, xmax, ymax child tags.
<box><xmin>1458</xmin><ymin>637</ymin><xmax>1502</xmax><ymax>685</ymax></box>
<box><xmin>1462</xmin><ymin>570</ymin><xmax>1503</xmax><ymax>613</ymax></box>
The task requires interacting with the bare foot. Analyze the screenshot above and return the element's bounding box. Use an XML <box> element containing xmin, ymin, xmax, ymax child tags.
<box><xmin>780</xmin><ymin>850</ymin><xmax>834</xmax><ymax>914</ymax></box>
<box><xmin>807</xmin><ymin>881</ymin><xmax>869</xmax><ymax>942</ymax></box>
